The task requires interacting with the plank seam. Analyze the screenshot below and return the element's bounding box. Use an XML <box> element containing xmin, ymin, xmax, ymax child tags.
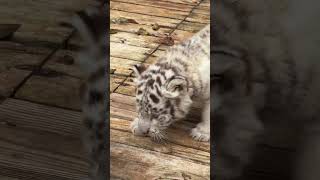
<box><xmin>9</xmin><ymin>29</ymin><xmax>77</xmax><ymax>99</ymax></box>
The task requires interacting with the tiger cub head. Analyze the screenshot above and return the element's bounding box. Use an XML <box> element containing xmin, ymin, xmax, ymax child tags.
<box><xmin>131</xmin><ymin>63</ymin><xmax>193</xmax><ymax>142</ymax></box>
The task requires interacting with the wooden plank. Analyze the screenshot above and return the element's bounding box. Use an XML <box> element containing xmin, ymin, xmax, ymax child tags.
<box><xmin>110</xmin><ymin>143</ymin><xmax>210</xmax><ymax>179</ymax></box>
<box><xmin>110</xmin><ymin>10</ymin><xmax>181</xmax><ymax>28</ymax></box>
<box><xmin>144</xmin><ymin>50</ymin><xmax>166</xmax><ymax>64</ymax></box>
<box><xmin>156</xmin><ymin>30</ymin><xmax>197</xmax><ymax>51</ymax></box>
<box><xmin>156</xmin><ymin>0</ymin><xmax>200</xmax><ymax>5</ymax></box>
<box><xmin>110</xmin><ymin>31</ymin><xmax>161</xmax><ymax>49</ymax></box>
<box><xmin>111</xmin><ymin>0</ymin><xmax>194</xmax><ymax>12</ymax></box>
<box><xmin>115</xmin><ymin>77</ymin><xmax>136</xmax><ymax>96</ymax></box>
<box><xmin>0</xmin><ymin>69</ymin><xmax>31</xmax><ymax>98</ymax></box>
<box><xmin>111</xmin><ymin>57</ymin><xmax>138</xmax><ymax>76</ymax></box>
<box><xmin>200</xmin><ymin>0</ymin><xmax>210</xmax><ymax>7</ymax></box>
<box><xmin>192</xmin><ymin>8</ymin><xmax>210</xmax><ymax>15</ymax></box>
<box><xmin>110</xmin><ymin>128</ymin><xmax>210</xmax><ymax>164</ymax></box>
<box><xmin>110</xmin><ymin>1</ymin><xmax>189</xmax><ymax>20</ymax></box>
<box><xmin>110</xmin><ymin>75</ymin><xmax>126</xmax><ymax>92</ymax></box>
<box><xmin>14</xmin><ymin>74</ymin><xmax>81</xmax><ymax>111</ymax></box>
<box><xmin>43</xmin><ymin>50</ymin><xmax>84</xmax><ymax>79</ymax></box>
<box><xmin>0</xmin><ymin>175</ymin><xmax>19</xmax><ymax>180</ymax></box>
<box><xmin>0</xmin><ymin>98</ymin><xmax>82</xmax><ymax>137</ymax></box>
<box><xmin>0</xmin><ymin>42</ymin><xmax>50</xmax><ymax>73</ymax></box>
<box><xmin>185</xmin><ymin>12</ymin><xmax>210</xmax><ymax>23</ymax></box>
<box><xmin>111</xmin><ymin>23</ymin><xmax>172</xmax><ymax>37</ymax></box>
<box><xmin>0</xmin><ymin>166</ymin><xmax>72</xmax><ymax>180</ymax></box>
<box><xmin>177</xmin><ymin>21</ymin><xmax>208</xmax><ymax>32</ymax></box>
<box><xmin>0</xmin><ymin>135</ymin><xmax>88</xmax><ymax>180</ymax></box>
<box><xmin>0</xmin><ymin>100</ymin><xmax>89</xmax><ymax>180</ymax></box>
<box><xmin>171</xmin><ymin>29</ymin><xmax>199</xmax><ymax>42</ymax></box>
<box><xmin>194</xmin><ymin>3</ymin><xmax>210</xmax><ymax>11</ymax></box>
<box><xmin>0</xmin><ymin>42</ymin><xmax>51</xmax><ymax>98</ymax></box>
<box><xmin>12</xmin><ymin>24</ymin><xmax>71</xmax><ymax>47</ymax></box>
<box><xmin>110</xmin><ymin>42</ymin><xmax>153</xmax><ymax>62</ymax></box>
<box><xmin>0</xmin><ymin>0</ymin><xmax>94</xmax><ymax>45</ymax></box>
<box><xmin>0</xmin><ymin>126</ymin><xmax>86</xmax><ymax>160</ymax></box>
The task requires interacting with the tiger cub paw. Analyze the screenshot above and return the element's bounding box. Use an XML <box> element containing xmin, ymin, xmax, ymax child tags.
<box><xmin>190</xmin><ymin>125</ymin><xmax>210</xmax><ymax>142</ymax></box>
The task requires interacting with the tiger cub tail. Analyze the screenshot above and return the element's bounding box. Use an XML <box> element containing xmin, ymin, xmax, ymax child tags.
<box><xmin>71</xmin><ymin>2</ymin><xmax>108</xmax><ymax>180</ymax></box>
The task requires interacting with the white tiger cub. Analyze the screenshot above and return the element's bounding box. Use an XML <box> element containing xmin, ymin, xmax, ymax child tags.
<box><xmin>130</xmin><ymin>25</ymin><xmax>210</xmax><ymax>142</ymax></box>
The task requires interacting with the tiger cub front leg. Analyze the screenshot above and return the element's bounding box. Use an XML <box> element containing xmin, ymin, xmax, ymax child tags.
<box><xmin>191</xmin><ymin>99</ymin><xmax>210</xmax><ymax>141</ymax></box>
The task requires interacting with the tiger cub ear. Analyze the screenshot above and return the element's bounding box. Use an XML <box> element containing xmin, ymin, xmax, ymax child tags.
<box><xmin>161</xmin><ymin>76</ymin><xmax>188</xmax><ymax>98</ymax></box>
<box><xmin>131</xmin><ymin>64</ymin><xmax>148</xmax><ymax>77</ymax></box>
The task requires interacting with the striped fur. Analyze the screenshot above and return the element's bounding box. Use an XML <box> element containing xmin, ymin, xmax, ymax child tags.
<box><xmin>71</xmin><ymin>1</ymin><xmax>107</xmax><ymax>179</ymax></box>
<box><xmin>213</xmin><ymin>0</ymin><xmax>320</xmax><ymax>179</ymax></box>
<box><xmin>131</xmin><ymin>25</ymin><xmax>210</xmax><ymax>142</ymax></box>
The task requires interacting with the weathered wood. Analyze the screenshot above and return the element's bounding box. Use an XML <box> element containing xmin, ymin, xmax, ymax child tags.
<box><xmin>114</xmin><ymin>77</ymin><xmax>136</xmax><ymax>96</ymax></box>
<box><xmin>177</xmin><ymin>21</ymin><xmax>208</xmax><ymax>32</ymax></box>
<box><xmin>0</xmin><ymin>69</ymin><xmax>31</xmax><ymax>98</ymax></box>
<box><xmin>111</xmin><ymin>57</ymin><xmax>139</xmax><ymax>76</ymax></box>
<box><xmin>110</xmin><ymin>143</ymin><xmax>210</xmax><ymax>180</ymax></box>
<box><xmin>156</xmin><ymin>0</ymin><xmax>200</xmax><ymax>5</ymax></box>
<box><xmin>0</xmin><ymin>126</ymin><xmax>86</xmax><ymax>160</ymax></box>
<box><xmin>109</xmin><ymin>0</ymin><xmax>211</xmax><ymax>179</ymax></box>
<box><xmin>144</xmin><ymin>50</ymin><xmax>166</xmax><ymax>64</ymax></box>
<box><xmin>110</xmin><ymin>75</ymin><xmax>126</xmax><ymax>92</ymax></box>
<box><xmin>110</xmin><ymin>10</ymin><xmax>181</xmax><ymax>28</ymax></box>
<box><xmin>110</xmin><ymin>128</ymin><xmax>210</xmax><ymax>164</ymax></box>
<box><xmin>192</xmin><ymin>8</ymin><xmax>210</xmax><ymax>15</ymax></box>
<box><xmin>0</xmin><ymin>99</ymin><xmax>89</xmax><ymax>180</ymax></box>
<box><xmin>0</xmin><ymin>0</ymin><xmax>94</xmax><ymax>45</ymax></box>
<box><xmin>111</xmin><ymin>0</ymin><xmax>194</xmax><ymax>12</ymax></box>
<box><xmin>110</xmin><ymin>42</ymin><xmax>153</xmax><ymax>62</ymax></box>
<box><xmin>0</xmin><ymin>175</ymin><xmax>19</xmax><ymax>180</ymax></box>
<box><xmin>110</xmin><ymin>31</ymin><xmax>164</xmax><ymax>49</ymax></box>
<box><xmin>0</xmin><ymin>42</ymin><xmax>51</xmax><ymax>98</ymax></box>
<box><xmin>0</xmin><ymin>135</ymin><xmax>88</xmax><ymax>180</ymax></box>
<box><xmin>43</xmin><ymin>50</ymin><xmax>84</xmax><ymax>79</ymax></box>
<box><xmin>0</xmin><ymin>166</ymin><xmax>72</xmax><ymax>180</ymax></box>
<box><xmin>185</xmin><ymin>12</ymin><xmax>210</xmax><ymax>23</ymax></box>
<box><xmin>14</xmin><ymin>75</ymin><xmax>82</xmax><ymax>110</ymax></box>
<box><xmin>0</xmin><ymin>98</ymin><xmax>82</xmax><ymax>137</ymax></box>
<box><xmin>110</xmin><ymin>1</ymin><xmax>190</xmax><ymax>20</ymax></box>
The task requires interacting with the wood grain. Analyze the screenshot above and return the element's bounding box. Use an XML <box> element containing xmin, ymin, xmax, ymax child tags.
<box><xmin>14</xmin><ymin>75</ymin><xmax>82</xmax><ymax>111</ymax></box>
<box><xmin>0</xmin><ymin>98</ymin><xmax>82</xmax><ymax>137</ymax></box>
<box><xmin>111</xmin><ymin>143</ymin><xmax>210</xmax><ymax>180</ymax></box>
<box><xmin>0</xmin><ymin>98</ymin><xmax>88</xmax><ymax>180</ymax></box>
<box><xmin>110</xmin><ymin>1</ymin><xmax>189</xmax><ymax>20</ymax></box>
<box><xmin>110</xmin><ymin>42</ymin><xmax>153</xmax><ymax>62</ymax></box>
<box><xmin>110</xmin><ymin>10</ymin><xmax>181</xmax><ymax>28</ymax></box>
<box><xmin>111</xmin><ymin>0</ymin><xmax>194</xmax><ymax>12</ymax></box>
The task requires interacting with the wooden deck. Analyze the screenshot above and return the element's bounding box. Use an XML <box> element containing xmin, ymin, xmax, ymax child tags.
<box><xmin>0</xmin><ymin>0</ymin><xmax>96</xmax><ymax>179</ymax></box>
<box><xmin>0</xmin><ymin>0</ymin><xmax>299</xmax><ymax>179</ymax></box>
<box><xmin>109</xmin><ymin>0</ymin><xmax>210</xmax><ymax>179</ymax></box>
